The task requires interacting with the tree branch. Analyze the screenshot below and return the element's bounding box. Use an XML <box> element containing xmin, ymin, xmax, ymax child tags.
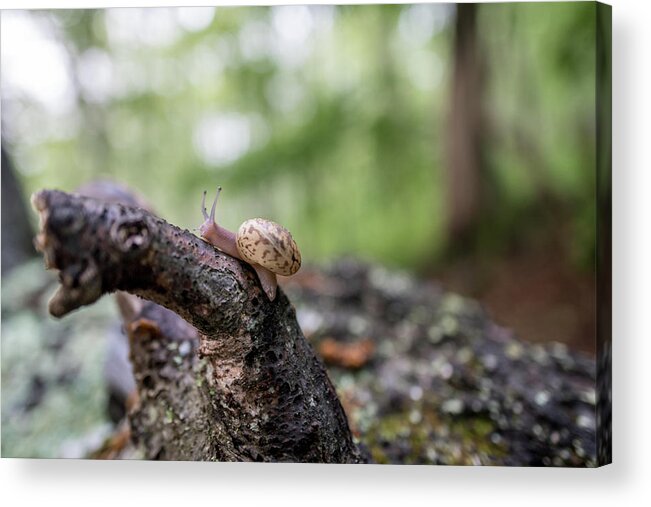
<box><xmin>31</xmin><ymin>188</ymin><xmax>362</xmax><ymax>463</ymax></box>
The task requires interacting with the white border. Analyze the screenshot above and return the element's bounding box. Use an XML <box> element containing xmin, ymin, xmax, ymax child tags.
<box><xmin>2</xmin><ymin>0</ymin><xmax>650</xmax><ymax>505</ymax></box>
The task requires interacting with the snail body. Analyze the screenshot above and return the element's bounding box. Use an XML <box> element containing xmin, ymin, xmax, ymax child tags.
<box><xmin>198</xmin><ymin>187</ymin><xmax>301</xmax><ymax>301</ymax></box>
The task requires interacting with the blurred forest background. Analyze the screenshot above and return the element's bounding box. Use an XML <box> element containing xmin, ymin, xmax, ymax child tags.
<box><xmin>1</xmin><ymin>3</ymin><xmax>598</xmax><ymax>353</ymax></box>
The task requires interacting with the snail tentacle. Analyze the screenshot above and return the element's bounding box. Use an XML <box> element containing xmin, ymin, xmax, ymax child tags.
<box><xmin>201</xmin><ymin>190</ymin><xmax>209</xmax><ymax>221</ymax></box>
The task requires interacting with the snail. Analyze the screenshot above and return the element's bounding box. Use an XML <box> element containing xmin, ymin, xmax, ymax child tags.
<box><xmin>197</xmin><ymin>187</ymin><xmax>301</xmax><ymax>301</ymax></box>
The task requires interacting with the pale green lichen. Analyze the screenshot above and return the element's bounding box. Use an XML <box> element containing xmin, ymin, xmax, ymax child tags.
<box><xmin>2</xmin><ymin>260</ymin><xmax>118</xmax><ymax>458</ymax></box>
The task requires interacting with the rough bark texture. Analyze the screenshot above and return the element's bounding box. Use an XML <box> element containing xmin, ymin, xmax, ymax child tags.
<box><xmin>31</xmin><ymin>188</ymin><xmax>362</xmax><ymax>463</ymax></box>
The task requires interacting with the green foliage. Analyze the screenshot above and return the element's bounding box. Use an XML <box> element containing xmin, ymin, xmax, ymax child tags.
<box><xmin>480</xmin><ymin>2</ymin><xmax>597</xmax><ymax>267</ymax></box>
<box><xmin>3</xmin><ymin>4</ymin><xmax>597</xmax><ymax>272</ymax></box>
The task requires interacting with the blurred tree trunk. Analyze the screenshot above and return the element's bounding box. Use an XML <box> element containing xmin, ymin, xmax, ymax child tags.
<box><xmin>1</xmin><ymin>145</ymin><xmax>36</xmax><ymax>273</ymax></box>
<box><xmin>444</xmin><ymin>4</ymin><xmax>485</xmax><ymax>251</ymax></box>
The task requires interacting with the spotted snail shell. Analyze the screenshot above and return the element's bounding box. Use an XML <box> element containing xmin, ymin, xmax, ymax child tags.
<box><xmin>236</xmin><ymin>218</ymin><xmax>301</xmax><ymax>276</ymax></box>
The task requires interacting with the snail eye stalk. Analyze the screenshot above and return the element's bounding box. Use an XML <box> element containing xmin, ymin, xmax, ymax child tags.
<box><xmin>201</xmin><ymin>190</ymin><xmax>209</xmax><ymax>221</ymax></box>
<box><xmin>209</xmin><ymin>186</ymin><xmax>221</xmax><ymax>224</ymax></box>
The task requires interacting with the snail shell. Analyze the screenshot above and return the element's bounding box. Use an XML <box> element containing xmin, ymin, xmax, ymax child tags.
<box><xmin>236</xmin><ymin>218</ymin><xmax>301</xmax><ymax>276</ymax></box>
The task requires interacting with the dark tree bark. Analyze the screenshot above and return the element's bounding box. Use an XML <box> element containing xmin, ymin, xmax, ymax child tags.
<box><xmin>595</xmin><ymin>3</ymin><xmax>612</xmax><ymax>465</ymax></box>
<box><xmin>1</xmin><ymin>145</ymin><xmax>37</xmax><ymax>273</ymax></box>
<box><xmin>444</xmin><ymin>4</ymin><xmax>485</xmax><ymax>248</ymax></box>
<box><xmin>31</xmin><ymin>188</ymin><xmax>363</xmax><ymax>463</ymax></box>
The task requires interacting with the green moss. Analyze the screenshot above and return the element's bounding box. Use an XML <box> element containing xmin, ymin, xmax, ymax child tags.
<box><xmin>448</xmin><ymin>416</ymin><xmax>508</xmax><ymax>459</ymax></box>
<box><xmin>360</xmin><ymin>402</ymin><xmax>508</xmax><ymax>465</ymax></box>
